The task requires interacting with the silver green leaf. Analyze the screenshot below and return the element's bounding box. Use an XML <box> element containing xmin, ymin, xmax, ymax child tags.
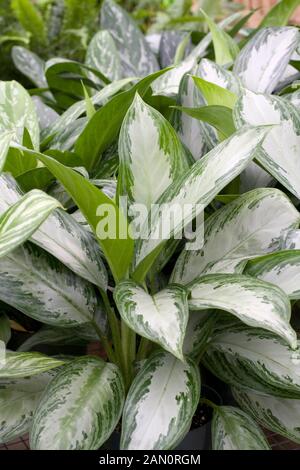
<box><xmin>0</xmin><ymin>189</ymin><xmax>61</xmax><ymax>258</ymax></box>
<box><xmin>120</xmin><ymin>350</ymin><xmax>200</xmax><ymax>450</ymax></box>
<box><xmin>203</xmin><ymin>325</ymin><xmax>300</xmax><ymax>398</ymax></box>
<box><xmin>234</xmin><ymin>88</ymin><xmax>300</xmax><ymax>200</ymax></box>
<box><xmin>114</xmin><ymin>281</ymin><xmax>189</xmax><ymax>360</ymax></box>
<box><xmin>232</xmin><ymin>386</ymin><xmax>300</xmax><ymax>444</ymax></box>
<box><xmin>32</xmin><ymin>96</ymin><xmax>59</xmax><ymax>131</ymax></box>
<box><xmin>30</xmin><ymin>356</ymin><xmax>125</xmax><ymax>450</ymax></box>
<box><xmin>100</xmin><ymin>0</ymin><xmax>159</xmax><ymax>77</ymax></box>
<box><xmin>0</xmin><ymin>371</ymin><xmax>56</xmax><ymax>443</ymax></box>
<box><xmin>172</xmin><ymin>64</ymin><xmax>208</xmax><ymax>161</ymax></box>
<box><xmin>134</xmin><ymin>126</ymin><xmax>270</xmax><ymax>274</ymax></box>
<box><xmin>0</xmin><ymin>131</ymin><xmax>14</xmax><ymax>173</ymax></box>
<box><xmin>12</xmin><ymin>46</ymin><xmax>48</xmax><ymax>90</ymax></box>
<box><xmin>86</xmin><ymin>30</ymin><xmax>121</xmax><ymax>82</ymax></box>
<box><xmin>197</xmin><ymin>58</ymin><xmax>240</xmax><ymax>95</ymax></box>
<box><xmin>171</xmin><ymin>188</ymin><xmax>300</xmax><ymax>285</ymax></box>
<box><xmin>246</xmin><ymin>250</ymin><xmax>300</xmax><ymax>300</ymax></box>
<box><xmin>233</xmin><ymin>27</ymin><xmax>299</xmax><ymax>93</ymax></box>
<box><xmin>183</xmin><ymin>310</ymin><xmax>216</xmax><ymax>360</ymax></box>
<box><xmin>212</xmin><ymin>406</ymin><xmax>270</xmax><ymax>450</ymax></box>
<box><xmin>0</xmin><ymin>174</ymin><xmax>108</xmax><ymax>290</ymax></box>
<box><xmin>0</xmin><ymin>243</ymin><xmax>106</xmax><ymax>329</ymax></box>
<box><xmin>0</xmin><ymin>351</ymin><xmax>64</xmax><ymax>379</ymax></box>
<box><xmin>188</xmin><ymin>273</ymin><xmax>296</xmax><ymax>348</ymax></box>
<box><xmin>0</xmin><ymin>81</ymin><xmax>40</xmax><ymax>150</ymax></box>
<box><xmin>119</xmin><ymin>94</ymin><xmax>188</xmax><ymax>210</ymax></box>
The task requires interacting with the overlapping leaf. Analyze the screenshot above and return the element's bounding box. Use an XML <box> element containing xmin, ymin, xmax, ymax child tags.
<box><xmin>188</xmin><ymin>273</ymin><xmax>296</xmax><ymax>348</ymax></box>
<box><xmin>234</xmin><ymin>89</ymin><xmax>300</xmax><ymax>200</ymax></box>
<box><xmin>212</xmin><ymin>406</ymin><xmax>270</xmax><ymax>450</ymax></box>
<box><xmin>114</xmin><ymin>281</ymin><xmax>189</xmax><ymax>360</ymax></box>
<box><xmin>121</xmin><ymin>350</ymin><xmax>200</xmax><ymax>450</ymax></box>
<box><xmin>30</xmin><ymin>357</ymin><xmax>125</xmax><ymax>450</ymax></box>
<box><xmin>0</xmin><ymin>243</ymin><xmax>107</xmax><ymax>329</ymax></box>
<box><xmin>133</xmin><ymin>126</ymin><xmax>270</xmax><ymax>281</ymax></box>
<box><xmin>0</xmin><ymin>190</ymin><xmax>61</xmax><ymax>258</ymax></box>
<box><xmin>0</xmin><ymin>174</ymin><xmax>108</xmax><ymax>290</ymax></box>
<box><xmin>246</xmin><ymin>251</ymin><xmax>300</xmax><ymax>300</ymax></box>
<box><xmin>233</xmin><ymin>27</ymin><xmax>299</xmax><ymax>93</ymax></box>
<box><xmin>203</xmin><ymin>325</ymin><xmax>300</xmax><ymax>398</ymax></box>
<box><xmin>233</xmin><ymin>386</ymin><xmax>300</xmax><ymax>444</ymax></box>
<box><xmin>172</xmin><ymin>188</ymin><xmax>300</xmax><ymax>285</ymax></box>
<box><xmin>100</xmin><ymin>0</ymin><xmax>159</xmax><ymax>77</ymax></box>
<box><xmin>119</xmin><ymin>94</ymin><xmax>188</xmax><ymax>210</ymax></box>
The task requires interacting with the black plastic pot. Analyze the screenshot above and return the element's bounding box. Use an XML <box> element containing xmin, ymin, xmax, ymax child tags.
<box><xmin>103</xmin><ymin>384</ymin><xmax>222</xmax><ymax>451</ymax></box>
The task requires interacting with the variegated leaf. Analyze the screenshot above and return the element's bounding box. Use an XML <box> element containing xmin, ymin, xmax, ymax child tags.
<box><xmin>159</xmin><ymin>31</ymin><xmax>190</xmax><ymax>68</ymax></box>
<box><xmin>12</xmin><ymin>46</ymin><xmax>48</xmax><ymax>90</ymax></box>
<box><xmin>86</xmin><ymin>30</ymin><xmax>121</xmax><ymax>82</ymax></box>
<box><xmin>152</xmin><ymin>56</ymin><xmax>196</xmax><ymax>97</ymax></box>
<box><xmin>0</xmin><ymin>131</ymin><xmax>14</xmax><ymax>173</ymax></box>
<box><xmin>0</xmin><ymin>190</ymin><xmax>61</xmax><ymax>258</ymax></box>
<box><xmin>42</xmin><ymin>78</ymin><xmax>135</xmax><ymax>143</ymax></box>
<box><xmin>203</xmin><ymin>325</ymin><xmax>300</xmax><ymax>398</ymax></box>
<box><xmin>151</xmin><ymin>13</ymin><xmax>242</xmax><ymax>97</ymax></box>
<box><xmin>120</xmin><ymin>350</ymin><xmax>200</xmax><ymax>450</ymax></box>
<box><xmin>240</xmin><ymin>161</ymin><xmax>275</xmax><ymax>193</ymax></box>
<box><xmin>234</xmin><ymin>89</ymin><xmax>300</xmax><ymax>200</ymax></box>
<box><xmin>197</xmin><ymin>58</ymin><xmax>240</xmax><ymax>96</ymax></box>
<box><xmin>188</xmin><ymin>273</ymin><xmax>296</xmax><ymax>348</ymax></box>
<box><xmin>246</xmin><ymin>251</ymin><xmax>300</xmax><ymax>300</ymax></box>
<box><xmin>0</xmin><ymin>351</ymin><xmax>64</xmax><ymax>379</ymax></box>
<box><xmin>0</xmin><ymin>243</ymin><xmax>106</xmax><ymax>329</ymax></box>
<box><xmin>0</xmin><ymin>174</ymin><xmax>108</xmax><ymax>290</ymax></box>
<box><xmin>119</xmin><ymin>94</ymin><xmax>188</xmax><ymax>210</ymax></box>
<box><xmin>100</xmin><ymin>0</ymin><xmax>159</xmax><ymax>78</ymax></box>
<box><xmin>0</xmin><ymin>81</ymin><xmax>39</xmax><ymax>150</ymax></box>
<box><xmin>171</xmin><ymin>188</ymin><xmax>300</xmax><ymax>285</ymax></box>
<box><xmin>114</xmin><ymin>281</ymin><xmax>188</xmax><ymax>360</ymax></box>
<box><xmin>172</xmin><ymin>64</ymin><xmax>208</xmax><ymax>161</ymax></box>
<box><xmin>32</xmin><ymin>96</ymin><xmax>59</xmax><ymax>131</ymax></box>
<box><xmin>0</xmin><ymin>371</ymin><xmax>56</xmax><ymax>443</ymax></box>
<box><xmin>30</xmin><ymin>356</ymin><xmax>125</xmax><ymax>450</ymax></box>
<box><xmin>183</xmin><ymin>310</ymin><xmax>216</xmax><ymax>360</ymax></box>
<box><xmin>134</xmin><ymin>126</ymin><xmax>270</xmax><ymax>277</ymax></box>
<box><xmin>281</xmin><ymin>228</ymin><xmax>300</xmax><ymax>249</ymax></box>
<box><xmin>233</xmin><ymin>27</ymin><xmax>299</xmax><ymax>93</ymax></box>
<box><xmin>285</xmin><ymin>90</ymin><xmax>300</xmax><ymax>110</ymax></box>
<box><xmin>232</xmin><ymin>386</ymin><xmax>300</xmax><ymax>444</ymax></box>
<box><xmin>212</xmin><ymin>406</ymin><xmax>270</xmax><ymax>450</ymax></box>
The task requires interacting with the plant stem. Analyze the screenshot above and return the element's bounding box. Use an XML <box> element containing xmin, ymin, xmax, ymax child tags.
<box><xmin>121</xmin><ymin>321</ymin><xmax>136</xmax><ymax>390</ymax></box>
<box><xmin>90</xmin><ymin>319</ymin><xmax>116</xmax><ymax>364</ymax></box>
<box><xmin>200</xmin><ymin>398</ymin><xmax>218</xmax><ymax>410</ymax></box>
<box><xmin>137</xmin><ymin>337</ymin><xmax>151</xmax><ymax>361</ymax></box>
<box><xmin>99</xmin><ymin>289</ymin><xmax>123</xmax><ymax>368</ymax></box>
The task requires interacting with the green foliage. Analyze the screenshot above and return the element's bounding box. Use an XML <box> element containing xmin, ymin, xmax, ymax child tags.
<box><xmin>0</xmin><ymin>0</ymin><xmax>300</xmax><ymax>452</ymax></box>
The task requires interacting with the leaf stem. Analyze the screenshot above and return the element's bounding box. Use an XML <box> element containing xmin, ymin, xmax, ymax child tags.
<box><xmin>90</xmin><ymin>318</ymin><xmax>116</xmax><ymax>363</ymax></box>
<box><xmin>99</xmin><ymin>289</ymin><xmax>123</xmax><ymax>368</ymax></box>
<box><xmin>200</xmin><ymin>398</ymin><xmax>218</xmax><ymax>410</ymax></box>
<box><xmin>121</xmin><ymin>321</ymin><xmax>136</xmax><ymax>390</ymax></box>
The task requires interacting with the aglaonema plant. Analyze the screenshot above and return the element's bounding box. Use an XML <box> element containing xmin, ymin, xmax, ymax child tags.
<box><xmin>0</xmin><ymin>0</ymin><xmax>300</xmax><ymax>451</ymax></box>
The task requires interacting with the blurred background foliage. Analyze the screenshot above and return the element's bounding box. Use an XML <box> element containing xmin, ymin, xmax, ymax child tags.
<box><xmin>0</xmin><ymin>0</ymin><xmax>241</xmax><ymax>78</ymax></box>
